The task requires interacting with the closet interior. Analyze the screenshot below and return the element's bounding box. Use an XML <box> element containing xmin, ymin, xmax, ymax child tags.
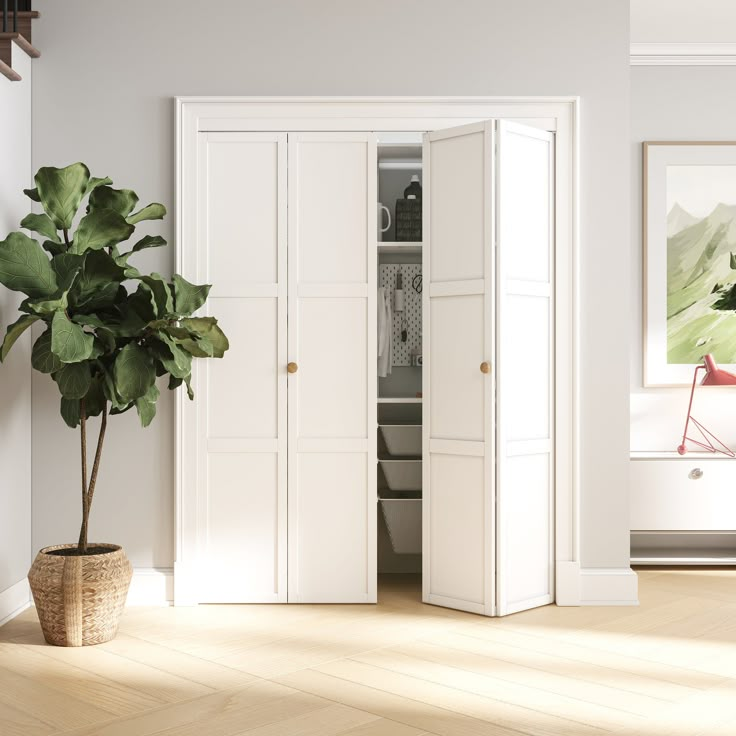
<box><xmin>377</xmin><ymin>133</ymin><xmax>423</xmax><ymax>576</ymax></box>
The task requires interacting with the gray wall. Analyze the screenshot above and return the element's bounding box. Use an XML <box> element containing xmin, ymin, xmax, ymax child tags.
<box><xmin>32</xmin><ymin>0</ymin><xmax>631</xmax><ymax>572</ymax></box>
<box><xmin>631</xmin><ymin>67</ymin><xmax>736</xmax><ymax>452</ymax></box>
<box><xmin>0</xmin><ymin>56</ymin><xmax>32</xmax><ymax>598</ymax></box>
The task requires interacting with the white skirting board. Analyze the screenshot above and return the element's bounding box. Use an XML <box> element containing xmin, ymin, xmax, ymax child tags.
<box><xmin>0</xmin><ymin>578</ymin><xmax>31</xmax><ymax>627</ymax></box>
<box><xmin>580</xmin><ymin>567</ymin><xmax>639</xmax><ymax>606</ymax></box>
<box><xmin>0</xmin><ymin>568</ymin><xmax>173</xmax><ymax>628</ymax></box>
<box><xmin>126</xmin><ymin>568</ymin><xmax>174</xmax><ymax>606</ymax></box>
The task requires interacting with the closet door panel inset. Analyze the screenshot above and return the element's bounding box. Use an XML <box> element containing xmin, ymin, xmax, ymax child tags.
<box><xmin>296</xmin><ymin>141</ymin><xmax>368</xmax><ymax>284</ymax></box>
<box><xmin>297</xmin><ymin>298</ymin><xmax>367</xmax><ymax>439</ymax></box>
<box><xmin>293</xmin><ymin>453</ymin><xmax>369</xmax><ymax>601</ymax></box>
<box><xmin>424</xmin><ymin>122</ymin><xmax>494</xmax><ymax>616</ymax></box>
<box><xmin>195</xmin><ymin>132</ymin><xmax>287</xmax><ymax>603</ymax></box>
<box><xmin>429</xmin><ymin>454</ymin><xmax>485</xmax><ymax>605</ymax></box>
<box><xmin>429</xmin><ymin>295</ymin><xmax>485</xmax><ymax>442</ymax></box>
<box><xmin>288</xmin><ymin>133</ymin><xmax>377</xmax><ymax>603</ymax></box>
<box><xmin>429</xmin><ymin>132</ymin><xmax>485</xmax><ymax>283</ymax></box>
<box><xmin>207</xmin><ymin>298</ymin><xmax>278</xmax><ymax>439</ymax></box>
<box><xmin>206</xmin><ymin>137</ymin><xmax>279</xmax><ymax>289</ymax></box>
<box><xmin>201</xmin><ymin>453</ymin><xmax>279</xmax><ymax>602</ymax></box>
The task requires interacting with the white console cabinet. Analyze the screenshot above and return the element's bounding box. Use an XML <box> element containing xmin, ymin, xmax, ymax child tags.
<box><xmin>631</xmin><ymin>452</ymin><xmax>736</xmax><ymax>564</ymax></box>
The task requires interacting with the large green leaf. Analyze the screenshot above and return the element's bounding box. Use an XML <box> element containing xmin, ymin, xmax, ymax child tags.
<box><xmin>152</xmin><ymin>332</ymin><xmax>192</xmax><ymax>378</ymax></box>
<box><xmin>60</xmin><ymin>397</ymin><xmax>81</xmax><ymax>428</ymax></box>
<box><xmin>115</xmin><ymin>235</ymin><xmax>167</xmax><ymax>267</ymax></box>
<box><xmin>20</xmin><ymin>213</ymin><xmax>61</xmax><ymax>244</ymax></box>
<box><xmin>0</xmin><ymin>314</ymin><xmax>40</xmax><ymax>362</ymax></box>
<box><xmin>88</xmin><ymin>186</ymin><xmax>139</xmax><ymax>217</ymax></box>
<box><xmin>35</xmin><ymin>163</ymin><xmax>90</xmax><ymax>230</ymax></box>
<box><xmin>71</xmin><ymin>208</ymin><xmax>135</xmax><ymax>255</ymax></box>
<box><xmin>50</xmin><ymin>310</ymin><xmax>94</xmax><ymax>363</ymax></box>
<box><xmin>25</xmin><ymin>290</ymin><xmax>69</xmax><ymax>315</ymax></box>
<box><xmin>83</xmin><ymin>375</ymin><xmax>107</xmax><ymax>417</ymax></box>
<box><xmin>126</xmin><ymin>203</ymin><xmax>166</xmax><ymax>225</ymax></box>
<box><xmin>51</xmin><ymin>253</ymin><xmax>83</xmax><ymax>288</ymax></box>
<box><xmin>135</xmin><ymin>382</ymin><xmax>160</xmax><ymax>427</ymax></box>
<box><xmin>139</xmin><ymin>273</ymin><xmax>174</xmax><ymax>317</ymax></box>
<box><xmin>84</xmin><ymin>176</ymin><xmax>113</xmax><ymax>197</ymax></box>
<box><xmin>42</xmin><ymin>240</ymin><xmax>67</xmax><ymax>257</ymax></box>
<box><xmin>56</xmin><ymin>362</ymin><xmax>92</xmax><ymax>399</ymax></box>
<box><xmin>23</xmin><ymin>187</ymin><xmax>41</xmax><ymax>203</ymax></box>
<box><xmin>31</xmin><ymin>329</ymin><xmax>63</xmax><ymax>373</ymax></box>
<box><xmin>0</xmin><ymin>232</ymin><xmax>57</xmax><ymax>297</ymax></box>
<box><xmin>181</xmin><ymin>316</ymin><xmax>229</xmax><ymax>358</ymax></box>
<box><xmin>114</xmin><ymin>342</ymin><xmax>155</xmax><ymax>403</ymax></box>
<box><xmin>73</xmin><ymin>282</ymin><xmax>123</xmax><ymax>313</ymax></box>
<box><xmin>172</xmin><ymin>275</ymin><xmax>210</xmax><ymax>316</ymax></box>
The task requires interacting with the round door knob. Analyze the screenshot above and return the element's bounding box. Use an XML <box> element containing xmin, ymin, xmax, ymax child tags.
<box><xmin>689</xmin><ymin>468</ymin><xmax>703</xmax><ymax>480</ymax></box>
<box><xmin>480</xmin><ymin>361</ymin><xmax>491</xmax><ymax>374</ymax></box>
<box><xmin>287</xmin><ymin>362</ymin><xmax>298</xmax><ymax>374</ymax></box>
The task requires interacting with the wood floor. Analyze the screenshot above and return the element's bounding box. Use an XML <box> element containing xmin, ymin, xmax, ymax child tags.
<box><xmin>3</xmin><ymin>569</ymin><xmax>736</xmax><ymax>735</ymax></box>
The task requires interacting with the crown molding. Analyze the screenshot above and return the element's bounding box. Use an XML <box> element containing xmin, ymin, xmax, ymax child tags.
<box><xmin>631</xmin><ymin>43</ymin><xmax>736</xmax><ymax>66</ymax></box>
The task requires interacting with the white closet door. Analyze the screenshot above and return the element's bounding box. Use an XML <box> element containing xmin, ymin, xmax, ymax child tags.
<box><xmin>196</xmin><ymin>132</ymin><xmax>287</xmax><ymax>603</ymax></box>
<box><xmin>423</xmin><ymin>122</ymin><xmax>495</xmax><ymax>616</ymax></box>
<box><xmin>288</xmin><ymin>133</ymin><xmax>377</xmax><ymax>603</ymax></box>
<box><xmin>495</xmin><ymin>121</ymin><xmax>555</xmax><ymax>616</ymax></box>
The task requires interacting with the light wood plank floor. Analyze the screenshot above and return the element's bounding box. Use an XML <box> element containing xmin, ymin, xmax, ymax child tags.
<box><xmin>2</xmin><ymin>569</ymin><xmax>736</xmax><ymax>735</ymax></box>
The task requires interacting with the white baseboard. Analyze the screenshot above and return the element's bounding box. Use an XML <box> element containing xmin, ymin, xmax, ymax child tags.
<box><xmin>555</xmin><ymin>560</ymin><xmax>581</xmax><ymax>606</ymax></box>
<box><xmin>580</xmin><ymin>567</ymin><xmax>639</xmax><ymax>606</ymax></box>
<box><xmin>0</xmin><ymin>578</ymin><xmax>31</xmax><ymax>626</ymax></box>
<box><xmin>126</xmin><ymin>567</ymin><xmax>174</xmax><ymax>606</ymax></box>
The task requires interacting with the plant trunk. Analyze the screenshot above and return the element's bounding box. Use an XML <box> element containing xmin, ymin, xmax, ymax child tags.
<box><xmin>77</xmin><ymin>402</ymin><xmax>108</xmax><ymax>554</ymax></box>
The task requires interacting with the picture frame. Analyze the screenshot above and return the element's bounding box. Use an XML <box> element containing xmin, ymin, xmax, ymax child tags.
<box><xmin>643</xmin><ymin>141</ymin><xmax>736</xmax><ymax>386</ymax></box>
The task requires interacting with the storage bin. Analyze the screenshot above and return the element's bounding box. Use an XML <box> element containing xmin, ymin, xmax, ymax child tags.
<box><xmin>380</xmin><ymin>459</ymin><xmax>422</xmax><ymax>490</ymax></box>
<box><xmin>379</xmin><ymin>424</ymin><xmax>422</xmax><ymax>457</ymax></box>
<box><xmin>380</xmin><ymin>491</ymin><xmax>422</xmax><ymax>554</ymax></box>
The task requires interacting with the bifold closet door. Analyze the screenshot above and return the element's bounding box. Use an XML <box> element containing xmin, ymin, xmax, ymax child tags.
<box><xmin>287</xmin><ymin>133</ymin><xmax>377</xmax><ymax>603</ymax></box>
<box><xmin>423</xmin><ymin>122</ymin><xmax>495</xmax><ymax>616</ymax></box>
<box><xmin>423</xmin><ymin>119</ymin><xmax>555</xmax><ymax>617</ymax></box>
<box><xmin>495</xmin><ymin>121</ymin><xmax>555</xmax><ymax>616</ymax></box>
<box><xmin>195</xmin><ymin>132</ymin><xmax>287</xmax><ymax>602</ymax></box>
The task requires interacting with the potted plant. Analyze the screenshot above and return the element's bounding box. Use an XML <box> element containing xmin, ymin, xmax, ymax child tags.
<box><xmin>0</xmin><ymin>163</ymin><xmax>228</xmax><ymax>646</ymax></box>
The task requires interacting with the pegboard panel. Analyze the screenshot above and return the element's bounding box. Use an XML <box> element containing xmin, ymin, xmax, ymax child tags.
<box><xmin>379</xmin><ymin>263</ymin><xmax>422</xmax><ymax>366</ymax></box>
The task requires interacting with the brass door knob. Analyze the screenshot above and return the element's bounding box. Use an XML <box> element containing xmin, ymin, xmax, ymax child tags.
<box><xmin>287</xmin><ymin>362</ymin><xmax>298</xmax><ymax>374</ymax></box>
<box><xmin>480</xmin><ymin>361</ymin><xmax>491</xmax><ymax>374</ymax></box>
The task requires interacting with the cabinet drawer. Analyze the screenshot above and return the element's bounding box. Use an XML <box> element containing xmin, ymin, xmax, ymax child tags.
<box><xmin>631</xmin><ymin>459</ymin><xmax>736</xmax><ymax>531</ymax></box>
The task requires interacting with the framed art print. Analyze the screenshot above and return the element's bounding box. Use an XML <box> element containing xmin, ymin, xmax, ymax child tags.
<box><xmin>643</xmin><ymin>141</ymin><xmax>736</xmax><ymax>386</ymax></box>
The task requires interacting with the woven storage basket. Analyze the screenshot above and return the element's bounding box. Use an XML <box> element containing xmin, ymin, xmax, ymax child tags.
<box><xmin>28</xmin><ymin>543</ymin><xmax>132</xmax><ymax>647</ymax></box>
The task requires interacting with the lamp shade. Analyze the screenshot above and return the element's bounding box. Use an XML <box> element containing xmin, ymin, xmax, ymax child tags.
<box><xmin>701</xmin><ymin>354</ymin><xmax>736</xmax><ymax>386</ymax></box>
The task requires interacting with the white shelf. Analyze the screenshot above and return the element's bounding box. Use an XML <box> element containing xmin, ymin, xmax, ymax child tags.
<box><xmin>378</xmin><ymin>397</ymin><xmax>422</xmax><ymax>404</ymax></box>
<box><xmin>630</xmin><ymin>450</ymin><xmax>736</xmax><ymax>460</ymax></box>
<box><xmin>632</xmin><ymin>555</ymin><xmax>736</xmax><ymax>565</ymax></box>
<box><xmin>378</xmin><ymin>242</ymin><xmax>422</xmax><ymax>254</ymax></box>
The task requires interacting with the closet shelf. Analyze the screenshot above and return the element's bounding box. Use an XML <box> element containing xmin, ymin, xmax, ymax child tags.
<box><xmin>377</xmin><ymin>242</ymin><xmax>422</xmax><ymax>254</ymax></box>
<box><xmin>378</xmin><ymin>397</ymin><xmax>422</xmax><ymax>404</ymax></box>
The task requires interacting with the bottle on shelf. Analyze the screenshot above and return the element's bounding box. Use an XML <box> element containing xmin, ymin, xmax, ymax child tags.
<box><xmin>404</xmin><ymin>174</ymin><xmax>422</xmax><ymax>200</ymax></box>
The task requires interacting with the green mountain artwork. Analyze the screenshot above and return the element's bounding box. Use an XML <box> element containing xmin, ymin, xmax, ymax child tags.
<box><xmin>667</xmin><ymin>201</ymin><xmax>736</xmax><ymax>363</ymax></box>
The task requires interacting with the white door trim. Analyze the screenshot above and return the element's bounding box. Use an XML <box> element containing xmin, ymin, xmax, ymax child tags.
<box><xmin>175</xmin><ymin>96</ymin><xmax>581</xmax><ymax>606</ymax></box>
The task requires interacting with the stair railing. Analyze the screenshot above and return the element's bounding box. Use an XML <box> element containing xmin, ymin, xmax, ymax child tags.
<box><xmin>2</xmin><ymin>1</ymin><xmax>19</xmax><ymax>34</ymax></box>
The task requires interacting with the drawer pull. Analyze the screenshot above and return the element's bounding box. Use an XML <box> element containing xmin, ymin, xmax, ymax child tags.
<box><xmin>689</xmin><ymin>468</ymin><xmax>703</xmax><ymax>480</ymax></box>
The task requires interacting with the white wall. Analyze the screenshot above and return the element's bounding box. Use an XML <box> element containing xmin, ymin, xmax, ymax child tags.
<box><xmin>631</xmin><ymin>66</ymin><xmax>736</xmax><ymax>452</ymax></box>
<box><xmin>631</xmin><ymin>0</ymin><xmax>736</xmax><ymax>42</ymax></box>
<box><xmin>32</xmin><ymin>0</ymin><xmax>632</xmax><ymax>575</ymax></box>
<box><xmin>0</xmin><ymin>50</ymin><xmax>33</xmax><ymax>617</ymax></box>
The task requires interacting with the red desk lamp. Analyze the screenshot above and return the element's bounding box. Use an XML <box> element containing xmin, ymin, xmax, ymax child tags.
<box><xmin>678</xmin><ymin>354</ymin><xmax>736</xmax><ymax>456</ymax></box>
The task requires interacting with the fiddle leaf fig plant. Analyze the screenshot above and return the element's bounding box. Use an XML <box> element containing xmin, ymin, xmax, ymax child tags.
<box><xmin>0</xmin><ymin>163</ymin><xmax>229</xmax><ymax>554</ymax></box>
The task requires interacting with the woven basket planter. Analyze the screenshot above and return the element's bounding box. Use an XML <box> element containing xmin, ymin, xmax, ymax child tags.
<box><xmin>28</xmin><ymin>543</ymin><xmax>133</xmax><ymax>647</ymax></box>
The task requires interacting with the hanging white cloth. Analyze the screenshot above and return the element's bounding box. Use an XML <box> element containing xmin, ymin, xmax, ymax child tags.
<box><xmin>377</xmin><ymin>287</ymin><xmax>393</xmax><ymax>378</ymax></box>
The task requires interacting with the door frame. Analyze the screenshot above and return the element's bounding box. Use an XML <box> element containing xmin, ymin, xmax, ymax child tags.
<box><xmin>175</xmin><ymin>96</ymin><xmax>581</xmax><ymax>606</ymax></box>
